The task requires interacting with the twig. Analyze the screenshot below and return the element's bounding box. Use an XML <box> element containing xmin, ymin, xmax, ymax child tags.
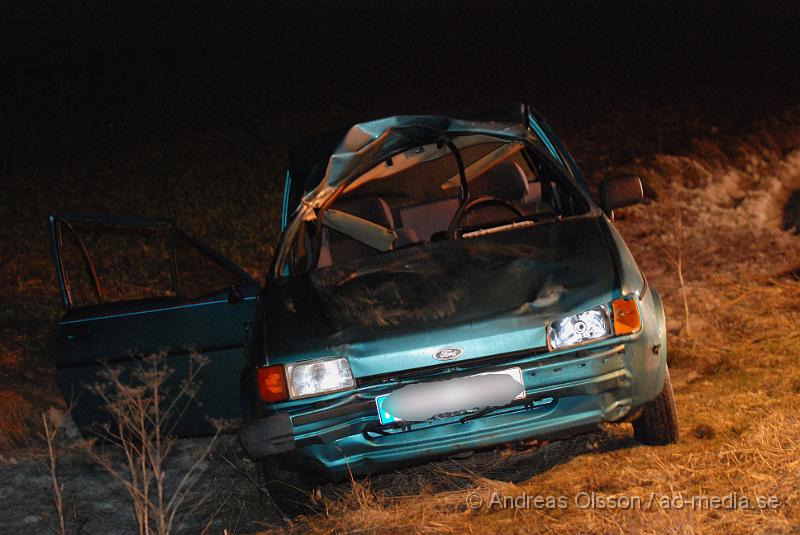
<box><xmin>42</xmin><ymin>413</ymin><xmax>66</xmax><ymax>535</ymax></box>
<box><xmin>661</xmin><ymin>210</ymin><xmax>691</xmax><ymax>336</ymax></box>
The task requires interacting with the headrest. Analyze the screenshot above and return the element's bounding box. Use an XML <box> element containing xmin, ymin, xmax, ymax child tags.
<box><xmin>469</xmin><ymin>162</ymin><xmax>530</xmax><ymax>201</ymax></box>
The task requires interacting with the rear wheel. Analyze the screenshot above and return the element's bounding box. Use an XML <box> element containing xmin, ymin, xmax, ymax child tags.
<box><xmin>633</xmin><ymin>366</ymin><xmax>679</xmax><ymax>445</ymax></box>
<box><xmin>259</xmin><ymin>458</ymin><xmax>323</xmax><ymax>518</ymax></box>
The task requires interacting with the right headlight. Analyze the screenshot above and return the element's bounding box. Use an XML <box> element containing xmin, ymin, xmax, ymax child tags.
<box><xmin>547</xmin><ymin>305</ymin><xmax>612</xmax><ymax>350</ymax></box>
<box><xmin>547</xmin><ymin>298</ymin><xmax>641</xmax><ymax>350</ymax></box>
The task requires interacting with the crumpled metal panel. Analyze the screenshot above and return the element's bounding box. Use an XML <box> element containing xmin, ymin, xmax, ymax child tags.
<box><xmin>305</xmin><ymin>109</ymin><xmax>534</xmax><ymax>206</ymax></box>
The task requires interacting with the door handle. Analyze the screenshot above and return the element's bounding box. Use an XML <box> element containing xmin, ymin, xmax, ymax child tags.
<box><xmin>227</xmin><ymin>284</ymin><xmax>245</xmax><ymax>304</ymax></box>
<box><xmin>65</xmin><ymin>325</ymin><xmax>92</xmax><ymax>341</ymax></box>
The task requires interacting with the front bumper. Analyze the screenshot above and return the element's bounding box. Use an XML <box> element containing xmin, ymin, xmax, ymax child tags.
<box><xmin>240</xmin><ymin>334</ymin><xmax>665</xmax><ymax>479</ymax></box>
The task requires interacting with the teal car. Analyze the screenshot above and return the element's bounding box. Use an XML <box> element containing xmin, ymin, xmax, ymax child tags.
<box><xmin>238</xmin><ymin>104</ymin><xmax>679</xmax><ymax>514</ymax></box>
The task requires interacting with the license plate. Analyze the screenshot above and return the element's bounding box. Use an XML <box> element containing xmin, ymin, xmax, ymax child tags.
<box><xmin>375</xmin><ymin>367</ymin><xmax>525</xmax><ymax>425</ymax></box>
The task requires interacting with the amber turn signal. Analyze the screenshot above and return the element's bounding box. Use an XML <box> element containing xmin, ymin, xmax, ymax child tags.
<box><xmin>611</xmin><ymin>298</ymin><xmax>641</xmax><ymax>335</ymax></box>
<box><xmin>257</xmin><ymin>365</ymin><xmax>289</xmax><ymax>402</ymax></box>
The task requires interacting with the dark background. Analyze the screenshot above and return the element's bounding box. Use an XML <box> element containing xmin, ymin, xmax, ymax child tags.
<box><xmin>1</xmin><ymin>0</ymin><xmax>799</xmax><ymax>312</ymax></box>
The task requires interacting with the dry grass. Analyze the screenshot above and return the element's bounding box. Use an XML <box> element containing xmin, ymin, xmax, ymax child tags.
<box><xmin>0</xmin><ymin>329</ymin><xmax>62</xmax><ymax>450</ymax></box>
<box><xmin>0</xmin><ymin>389</ymin><xmax>36</xmax><ymax>448</ymax></box>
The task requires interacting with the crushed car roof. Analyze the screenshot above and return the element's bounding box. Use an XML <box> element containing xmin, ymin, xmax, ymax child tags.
<box><xmin>288</xmin><ymin>103</ymin><xmax>541</xmax><ymax>194</ymax></box>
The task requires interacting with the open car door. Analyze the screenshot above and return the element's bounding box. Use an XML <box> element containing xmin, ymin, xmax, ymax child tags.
<box><xmin>49</xmin><ymin>214</ymin><xmax>260</xmax><ymax>437</ymax></box>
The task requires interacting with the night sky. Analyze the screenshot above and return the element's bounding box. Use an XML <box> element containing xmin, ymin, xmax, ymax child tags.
<box><xmin>1</xmin><ymin>1</ymin><xmax>799</xmax><ymax>266</ymax></box>
<box><xmin>4</xmin><ymin>1</ymin><xmax>799</xmax><ymax>149</ymax></box>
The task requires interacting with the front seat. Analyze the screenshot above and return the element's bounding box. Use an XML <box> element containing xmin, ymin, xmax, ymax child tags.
<box><xmin>464</xmin><ymin>162</ymin><xmax>530</xmax><ymax>227</ymax></box>
<box><xmin>317</xmin><ymin>197</ymin><xmax>395</xmax><ymax>267</ymax></box>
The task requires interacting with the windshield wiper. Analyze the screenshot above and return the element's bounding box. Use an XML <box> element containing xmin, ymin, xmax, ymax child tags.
<box><xmin>459</xmin><ymin>211</ymin><xmax>561</xmax><ymax>239</ymax></box>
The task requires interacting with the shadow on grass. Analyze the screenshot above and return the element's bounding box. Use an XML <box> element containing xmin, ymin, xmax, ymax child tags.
<box><xmin>358</xmin><ymin>427</ymin><xmax>640</xmax><ymax>498</ymax></box>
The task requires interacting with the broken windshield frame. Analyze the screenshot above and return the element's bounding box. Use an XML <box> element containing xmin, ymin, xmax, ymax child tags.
<box><xmin>274</xmin><ymin>135</ymin><xmax>592</xmax><ymax>278</ymax></box>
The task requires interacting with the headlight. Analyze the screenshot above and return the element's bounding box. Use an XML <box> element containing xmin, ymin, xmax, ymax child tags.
<box><xmin>547</xmin><ymin>305</ymin><xmax>612</xmax><ymax>350</ymax></box>
<box><xmin>285</xmin><ymin>357</ymin><xmax>355</xmax><ymax>399</ymax></box>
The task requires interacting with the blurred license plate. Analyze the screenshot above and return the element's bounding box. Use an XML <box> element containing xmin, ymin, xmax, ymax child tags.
<box><xmin>375</xmin><ymin>367</ymin><xmax>525</xmax><ymax>425</ymax></box>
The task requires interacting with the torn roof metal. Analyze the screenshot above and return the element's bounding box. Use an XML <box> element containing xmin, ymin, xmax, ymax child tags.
<box><xmin>274</xmin><ymin>104</ymin><xmax>593</xmax><ymax>277</ymax></box>
<box><xmin>288</xmin><ymin>103</ymin><xmax>541</xmax><ymax>196</ymax></box>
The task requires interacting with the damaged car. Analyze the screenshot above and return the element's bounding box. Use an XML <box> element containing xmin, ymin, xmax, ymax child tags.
<box><xmin>49</xmin><ymin>104</ymin><xmax>678</xmax><ymax>517</ymax></box>
<box><xmin>238</xmin><ymin>104</ymin><xmax>678</xmax><ymax>514</ymax></box>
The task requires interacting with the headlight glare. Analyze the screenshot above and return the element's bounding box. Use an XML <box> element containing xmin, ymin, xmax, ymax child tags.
<box><xmin>548</xmin><ymin>305</ymin><xmax>612</xmax><ymax>350</ymax></box>
<box><xmin>285</xmin><ymin>357</ymin><xmax>355</xmax><ymax>399</ymax></box>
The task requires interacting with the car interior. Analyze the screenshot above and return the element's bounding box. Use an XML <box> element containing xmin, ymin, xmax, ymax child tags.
<box><xmin>285</xmin><ymin>139</ymin><xmax>588</xmax><ymax>272</ymax></box>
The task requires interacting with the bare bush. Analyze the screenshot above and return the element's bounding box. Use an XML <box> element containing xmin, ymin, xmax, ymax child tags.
<box><xmin>86</xmin><ymin>352</ymin><xmax>220</xmax><ymax>535</ymax></box>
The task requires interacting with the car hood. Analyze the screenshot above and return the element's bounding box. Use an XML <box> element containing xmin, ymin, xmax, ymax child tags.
<box><xmin>264</xmin><ymin>217</ymin><xmax>619</xmax><ymax>376</ymax></box>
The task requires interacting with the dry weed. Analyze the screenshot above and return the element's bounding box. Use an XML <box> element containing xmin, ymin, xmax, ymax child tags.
<box><xmin>85</xmin><ymin>352</ymin><xmax>222</xmax><ymax>535</ymax></box>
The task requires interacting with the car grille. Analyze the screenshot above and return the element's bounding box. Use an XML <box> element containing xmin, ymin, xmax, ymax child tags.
<box><xmin>356</xmin><ymin>345</ymin><xmax>551</xmax><ymax>388</ymax></box>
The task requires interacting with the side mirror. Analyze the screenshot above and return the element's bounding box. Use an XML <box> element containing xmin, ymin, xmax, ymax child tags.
<box><xmin>599</xmin><ymin>175</ymin><xmax>644</xmax><ymax>216</ymax></box>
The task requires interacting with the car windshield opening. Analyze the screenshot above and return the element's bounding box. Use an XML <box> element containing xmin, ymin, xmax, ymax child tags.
<box><xmin>281</xmin><ymin>138</ymin><xmax>589</xmax><ymax>275</ymax></box>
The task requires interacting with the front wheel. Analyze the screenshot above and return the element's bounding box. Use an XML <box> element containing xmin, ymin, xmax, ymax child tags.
<box><xmin>633</xmin><ymin>366</ymin><xmax>679</xmax><ymax>445</ymax></box>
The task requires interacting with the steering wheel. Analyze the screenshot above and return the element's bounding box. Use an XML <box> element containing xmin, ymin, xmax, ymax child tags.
<box><xmin>446</xmin><ymin>196</ymin><xmax>524</xmax><ymax>239</ymax></box>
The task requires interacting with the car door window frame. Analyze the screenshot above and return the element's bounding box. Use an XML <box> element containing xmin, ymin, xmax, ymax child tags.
<box><xmin>50</xmin><ymin>214</ymin><xmax>256</xmax><ymax>310</ymax></box>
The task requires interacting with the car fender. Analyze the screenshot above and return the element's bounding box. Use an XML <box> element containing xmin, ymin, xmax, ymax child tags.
<box><xmin>631</xmin><ymin>286</ymin><xmax>668</xmax><ymax>405</ymax></box>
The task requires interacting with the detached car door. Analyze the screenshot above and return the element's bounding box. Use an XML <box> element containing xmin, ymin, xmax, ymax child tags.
<box><xmin>50</xmin><ymin>214</ymin><xmax>259</xmax><ymax>436</ymax></box>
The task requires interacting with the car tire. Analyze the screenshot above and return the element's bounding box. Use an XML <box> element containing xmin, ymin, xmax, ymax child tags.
<box><xmin>259</xmin><ymin>457</ymin><xmax>322</xmax><ymax>518</ymax></box>
<box><xmin>633</xmin><ymin>366</ymin><xmax>679</xmax><ymax>445</ymax></box>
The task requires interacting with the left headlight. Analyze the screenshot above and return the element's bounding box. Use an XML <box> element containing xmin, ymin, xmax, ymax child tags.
<box><xmin>285</xmin><ymin>357</ymin><xmax>355</xmax><ymax>399</ymax></box>
<box><xmin>547</xmin><ymin>305</ymin><xmax>612</xmax><ymax>350</ymax></box>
